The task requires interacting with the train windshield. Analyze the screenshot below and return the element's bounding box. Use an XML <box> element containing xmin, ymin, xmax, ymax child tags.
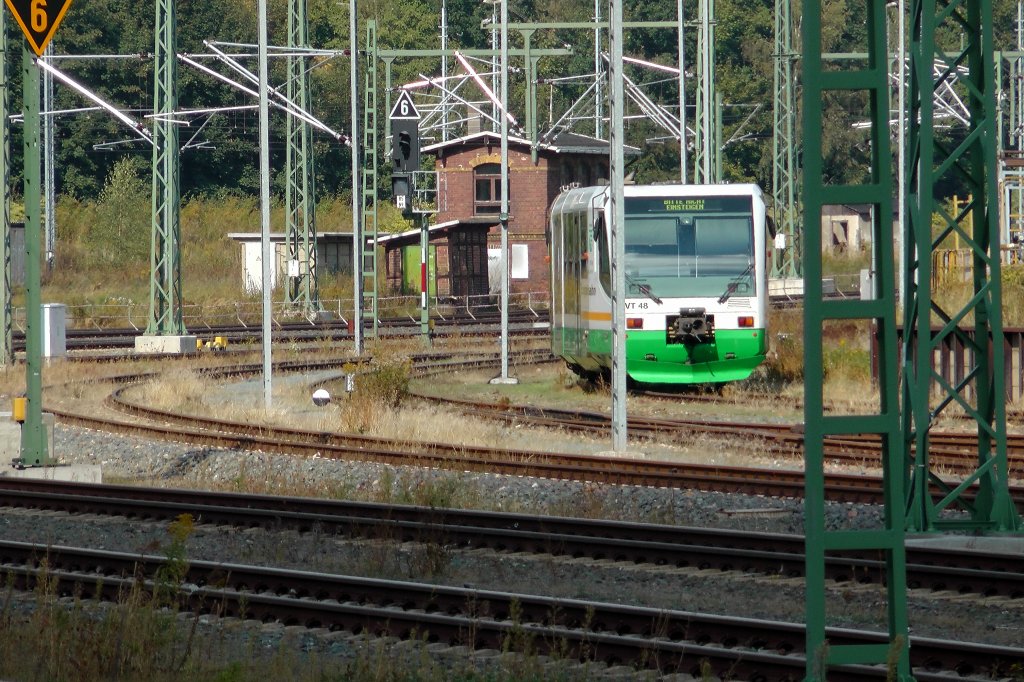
<box><xmin>623</xmin><ymin>195</ymin><xmax>754</xmax><ymax>299</ymax></box>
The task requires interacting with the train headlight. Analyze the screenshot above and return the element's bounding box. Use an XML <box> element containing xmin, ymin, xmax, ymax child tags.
<box><xmin>627</xmin><ymin>318</ymin><xmax>644</xmax><ymax>329</ymax></box>
<box><xmin>738</xmin><ymin>316</ymin><xmax>754</xmax><ymax>328</ymax></box>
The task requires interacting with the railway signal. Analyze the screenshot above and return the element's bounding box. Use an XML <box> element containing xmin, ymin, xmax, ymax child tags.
<box><xmin>390</xmin><ymin>90</ymin><xmax>420</xmax><ymax>212</ymax></box>
<box><xmin>5</xmin><ymin>0</ymin><xmax>73</xmax><ymax>466</ymax></box>
<box><xmin>4</xmin><ymin>0</ymin><xmax>72</xmax><ymax>56</ymax></box>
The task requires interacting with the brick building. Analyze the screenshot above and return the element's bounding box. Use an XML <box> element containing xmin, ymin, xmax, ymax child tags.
<box><xmin>382</xmin><ymin>130</ymin><xmax>613</xmax><ymax>298</ymax></box>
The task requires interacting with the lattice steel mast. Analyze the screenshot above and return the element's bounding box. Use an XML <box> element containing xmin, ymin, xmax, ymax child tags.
<box><xmin>146</xmin><ymin>0</ymin><xmax>186</xmax><ymax>336</ymax></box>
<box><xmin>285</xmin><ymin>0</ymin><xmax>319</xmax><ymax>313</ymax></box>
<box><xmin>802</xmin><ymin>0</ymin><xmax>910</xmax><ymax>677</ymax></box>
<box><xmin>772</xmin><ymin>0</ymin><xmax>800</xmax><ymax>277</ymax></box>
<box><xmin>0</xmin><ymin>9</ymin><xmax>11</xmax><ymax>365</ymax></box>
<box><xmin>692</xmin><ymin>0</ymin><xmax>716</xmax><ymax>183</ymax></box>
<box><xmin>902</xmin><ymin>0</ymin><xmax>1020</xmax><ymax>532</ymax></box>
<box><xmin>1004</xmin><ymin>2</ymin><xmax>1024</xmax><ymax>245</ymax></box>
<box><xmin>360</xmin><ymin>22</ymin><xmax>379</xmax><ymax>338</ymax></box>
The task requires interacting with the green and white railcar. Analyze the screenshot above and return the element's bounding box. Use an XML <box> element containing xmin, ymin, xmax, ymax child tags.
<box><xmin>547</xmin><ymin>184</ymin><xmax>768</xmax><ymax>384</ymax></box>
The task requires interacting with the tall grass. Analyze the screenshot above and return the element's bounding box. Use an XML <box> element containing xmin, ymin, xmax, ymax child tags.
<box><xmin>38</xmin><ymin>159</ymin><xmax>413</xmax><ymax>312</ymax></box>
<box><xmin>0</xmin><ymin>558</ymin><xmax>589</xmax><ymax>682</ymax></box>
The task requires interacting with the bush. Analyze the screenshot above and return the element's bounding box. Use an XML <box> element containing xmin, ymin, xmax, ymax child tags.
<box><xmin>338</xmin><ymin>359</ymin><xmax>412</xmax><ymax>433</ymax></box>
<box><xmin>86</xmin><ymin>158</ymin><xmax>150</xmax><ymax>270</ymax></box>
<box><xmin>355</xmin><ymin>359</ymin><xmax>412</xmax><ymax>409</ymax></box>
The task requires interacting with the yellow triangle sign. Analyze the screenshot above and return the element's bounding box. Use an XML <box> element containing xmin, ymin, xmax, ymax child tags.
<box><xmin>5</xmin><ymin>0</ymin><xmax>74</xmax><ymax>57</ymax></box>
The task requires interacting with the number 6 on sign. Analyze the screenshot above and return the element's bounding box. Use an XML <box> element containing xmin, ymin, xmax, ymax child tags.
<box><xmin>30</xmin><ymin>0</ymin><xmax>46</xmax><ymax>31</ymax></box>
<box><xmin>4</xmin><ymin>0</ymin><xmax>73</xmax><ymax>56</ymax></box>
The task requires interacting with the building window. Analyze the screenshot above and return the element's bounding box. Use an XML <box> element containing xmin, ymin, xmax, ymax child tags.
<box><xmin>474</xmin><ymin>163</ymin><xmax>504</xmax><ymax>215</ymax></box>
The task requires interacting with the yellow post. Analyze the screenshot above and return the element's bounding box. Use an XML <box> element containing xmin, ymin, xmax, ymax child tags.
<box><xmin>12</xmin><ymin>396</ymin><xmax>26</xmax><ymax>422</ymax></box>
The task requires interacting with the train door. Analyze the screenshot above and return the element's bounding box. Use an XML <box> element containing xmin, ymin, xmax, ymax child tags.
<box><xmin>566</xmin><ymin>211</ymin><xmax>586</xmax><ymax>357</ymax></box>
<box><xmin>550</xmin><ymin>209</ymin><xmax>565</xmax><ymax>355</ymax></box>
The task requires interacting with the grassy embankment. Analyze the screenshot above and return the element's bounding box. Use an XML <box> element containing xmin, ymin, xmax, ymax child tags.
<box><xmin>28</xmin><ymin>160</ymin><xmax>412</xmax><ymax>323</ymax></box>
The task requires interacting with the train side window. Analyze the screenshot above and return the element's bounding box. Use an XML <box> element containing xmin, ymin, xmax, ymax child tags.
<box><xmin>594</xmin><ymin>215</ymin><xmax>611</xmax><ymax>294</ymax></box>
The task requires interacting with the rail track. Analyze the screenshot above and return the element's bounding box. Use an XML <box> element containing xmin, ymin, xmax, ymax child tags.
<box><xmin>36</xmin><ymin>352</ymin><xmax>1024</xmax><ymax>507</ymax></box>
<box><xmin>5</xmin><ymin>538</ymin><xmax>1018</xmax><ymax>680</ymax></box>
<box><xmin>1</xmin><ymin>478</ymin><xmax>1023</xmax><ymax>600</ymax></box>
<box><xmin>419</xmin><ymin>394</ymin><xmax>1024</xmax><ymax>481</ymax></box>
<box><xmin>0</xmin><ymin>491</ymin><xmax>1020</xmax><ymax>680</ymax></box>
<box><xmin>12</xmin><ymin>347</ymin><xmax>1024</xmax><ymax>678</ymax></box>
<box><xmin>19</xmin><ymin>310</ymin><xmax>550</xmax><ymax>352</ymax></box>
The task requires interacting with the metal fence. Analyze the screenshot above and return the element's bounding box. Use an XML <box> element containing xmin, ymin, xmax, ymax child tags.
<box><xmin>871</xmin><ymin>325</ymin><xmax>1024</xmax><ymax>403</ymax></box>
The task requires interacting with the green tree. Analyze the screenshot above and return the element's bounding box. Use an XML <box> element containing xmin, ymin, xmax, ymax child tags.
<box><xmin>86</xmin><ymin>157</ymin><xmax>150</xmax><ymax>269</ymax></box>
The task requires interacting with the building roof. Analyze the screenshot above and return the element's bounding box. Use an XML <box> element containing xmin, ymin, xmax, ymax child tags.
<box><xmin>421</xmin><ymin>130</ymin><xmax>637</xmax><ymax>156</ymax></box>
<box><xmin>375</xmin><ymin>218</ymin><xmax>497</xmax><ymax>247</ymax></box>
<box><xmin>228</xmin><ymin>231</ymin><xmax>353</xmax><ymax>242</ymax></box>
<box><xmin>544</xmin><ymin>131</ymin><xmax>638</xmax><ymax>155</ymax></box>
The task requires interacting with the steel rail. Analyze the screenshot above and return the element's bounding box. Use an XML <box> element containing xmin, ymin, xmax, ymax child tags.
<box><xmin>39</xmin><ymin>379</ymin><xmax>955</xmax><ymax>506</ymax></box>
<box><xmin>13</xmin><ymin>312</ymin><xmax>551</xmax><ymax>352</ymax></box>
<box><xmin>424</xmin><ymin>394</ymin><xmax>1024</xmax><ymax>478</ymax></box>
<box><xmin>38</xmin><ymin>352</ymin><xmax>1021</xmax><ymax>529</ymax></box>
<box><xmin>1</xmin><ymin>479</ymin><xmax>1022</xmax><ymax>600</ymax></box>
<box><xmin>0</xmin><ymin>539</ymin><xmax>1017</xmax><ymax>680</ymax></box>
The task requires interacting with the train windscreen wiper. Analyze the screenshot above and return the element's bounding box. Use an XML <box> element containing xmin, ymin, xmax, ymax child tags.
<box><xmin>625</xmin><ymin>273</ymin><xmax>663</xmax><ymax>305</ymax></box>
<box><xmin>717</xmin><ymin>262</ymin><xmax>753</xmax><ymax>304</ymax></box>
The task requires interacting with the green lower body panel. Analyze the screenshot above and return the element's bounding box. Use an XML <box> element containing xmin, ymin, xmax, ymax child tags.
<box><xmin>622</xmin><ymin>328</ymin><xmax>767</xmax><ymax>384</ymax></box>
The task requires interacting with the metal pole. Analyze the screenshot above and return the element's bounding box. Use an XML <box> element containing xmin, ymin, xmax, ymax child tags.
<box><xmin>491</xmin><ymin>4</ymin><xmax>498</xmax><ymax>132</ymax></box>
<box><xmin>351</xmin><ymin>0</ymin><xmax>363</xmax><ymax>355</ymax></box>
<box><xmin>496</xmin><ymin>0</ymin><xmax>514</xmax><ymax>383</ymax></box>
<box><xmin>420</xmin><ymin>213</ymin><xmax>430</xmax><ymax>343</ymax></box>
<box><xmin>594</xmin><ymin>0</ymin><xmax>601</xmax><ymax>139</ymax></box>
<box><xmin>0</xmin><ymin>8</ymin><xmax>13</xmax><ymax>367</ymax></box>
<box><xmin>43</xmin><ymin>44</ymin><xmax>55</xmax><ymax>271</ymax></box>
<box><xmin>896</xmin><ymin>0</ymin><xmax>905</xmax><ymax>302</ymax></box>
<box><xmin>609</xmin><ymin>0</ymin><xmax>627</xmax><ymax>451</ymax></box>
<box><xmin>678</xmin><ymin>0</ymin><xmax>687</xmax><ymax>181</ymax></box>
<box><xmin>258</xmin><ymin>0</ymin><xmax>273</xmax><ymax>409</ymax></box>
<box><xmin>501</xmin><ymin>2</ymin><xmax>509</xmax><ymax>372</ymax></box>
<box><xmin>701</xmin><ymin>0</ymin><xmax>712</xmax><ymax>181</ymax></box>
<box><xmin>19</xmin><ymin>47</ymin><xmax>48</xmax><ymax>466</ymax></box>
<box><xmin>441</xmin><ymin>0</ymin><xmax>448</xmax><ymax>142</ymax></box>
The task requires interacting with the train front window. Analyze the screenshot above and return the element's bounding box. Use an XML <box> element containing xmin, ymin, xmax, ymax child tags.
<box><xmin>624</xmin><ymin>197</ymin><xmax>753</xmax><ymax>299</ymax></box>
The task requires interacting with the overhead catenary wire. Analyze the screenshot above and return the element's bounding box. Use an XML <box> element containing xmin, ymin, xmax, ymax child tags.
<box><xmin>178</xmin><ymin>53</ymin><xmax>346</xmax><ymax>142</ymax></box>
<box><xmin>35</xmin><ymin>58</ymin><xmax>153</xmax><ymax>146</ymax></box>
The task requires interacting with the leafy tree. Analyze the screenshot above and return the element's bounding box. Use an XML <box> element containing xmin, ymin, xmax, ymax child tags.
<box><xmin>0</xmin><ymin>0</ymin><xmax>1015</xmax><ymax>205</ymax></box>
<box><xmin>86</xmin><ymin>157</ymin><xmax>150</xmax><ymax>269</ymax></box>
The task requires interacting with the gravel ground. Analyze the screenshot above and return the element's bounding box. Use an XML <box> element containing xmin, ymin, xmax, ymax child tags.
<box><xmin>1</xmin><ymin>423</ymin><xmax>1022</xmax><ymax>680</ymax></box>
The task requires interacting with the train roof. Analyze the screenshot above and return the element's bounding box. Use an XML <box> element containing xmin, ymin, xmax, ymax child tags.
<box><xmin>554</xmin><ymin>183</ymin><xmax>765</xmax><ymax>204</ymax></box>
<box><xmin>622</xmin><ymin>183</ymin><xmax>764</xmax><ymax>198</ymax></box>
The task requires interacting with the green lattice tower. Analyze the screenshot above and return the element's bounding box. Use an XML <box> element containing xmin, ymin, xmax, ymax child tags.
<box><xmin>285</xmin><ymin>0</ymin><xmax>319</xmax><ymax>313</ymax></box>
<box><xmin>692</xmin><ymin>0</ymin><xmax>716</xmax><ymax>183</ymax></box>
<box><xmin>801</xmin><ymin>1</ymin><xmax>910</xmax><ymax>679</ymax></box>
<box><xmin>903</xmin><ymin>0</ymin><xmax>1020</xmax><ymax>532</ymax></box>
<box><xmin>147</xmin><ymin>0</ymin><xmax>186</xmax><ymax>336</ymax></box>
<box><xmin>0</xmin><ymin>9</ymin><xmax>12</xmax><ymax>365</ymax></box>
<box><xmin>1006</xmin><ymin>43</ymin><xmax>1024</xmax><ymax>245</ymax></box>
<box><xmin>360</xmin><ymin>21</ymin><xmax>379</xmax><ymax>337</ymax></box>
<box><xmin>771</xmin><ymin>0</ymin><xmax>801</xmax><ymax>278</ymax></box>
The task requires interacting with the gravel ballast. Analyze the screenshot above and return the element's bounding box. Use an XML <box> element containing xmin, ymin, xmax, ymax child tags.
<box><xmin>1</xmin><ymin>423</ymin><xmax>1022</xmax><ymax>680</ymax></box>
